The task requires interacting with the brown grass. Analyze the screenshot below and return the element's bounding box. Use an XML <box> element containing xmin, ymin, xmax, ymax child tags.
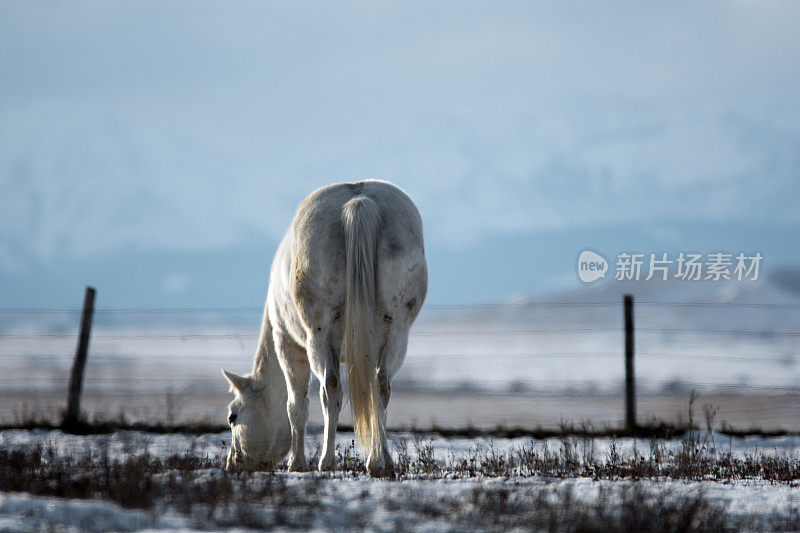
<box><xmin>1</xmin><ymin>427</ymin><xmax>799</xmax><ymax>530</ymax></box>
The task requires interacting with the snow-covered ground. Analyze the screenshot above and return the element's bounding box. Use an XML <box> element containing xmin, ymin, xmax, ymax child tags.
<box><xmin>1</xmin><ymin>428</ymin><xmax>799</xmax><ymax>531</ymax></box>
<box><xmin>1</xmin><ymin>316</ymin><xmax>796</xmax><ymax>394</ymax></box>
<box><xmin>1</xmin><ymin>276</ymin><xmax>798</xmax><ymax>429</ymax></box>
<box><xmin>3</xmin><ymin>427</ymin><xmax>800</xmax><ymax>465</ymax></box>
<box><xmin>2</xmin><ymin>475</ymin><xmax>798</xmax><ymax>532</ymax></box>
<box><xmin>4</xmin><ymin>277</ymin><xmax>799</xmax><ymax>392</ymax></box>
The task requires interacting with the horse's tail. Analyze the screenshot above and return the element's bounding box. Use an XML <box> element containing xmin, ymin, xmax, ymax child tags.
<box><xmin>341</xmin><ymin>195</ymin><xmax>382</xmax><ymax>460</ymax></box>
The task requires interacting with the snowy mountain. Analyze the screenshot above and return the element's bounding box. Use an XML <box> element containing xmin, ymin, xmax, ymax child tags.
<box><xmin>2</xmin><ymin>1</ymin><xmax>800</xmax><ymax>310</ymax></box>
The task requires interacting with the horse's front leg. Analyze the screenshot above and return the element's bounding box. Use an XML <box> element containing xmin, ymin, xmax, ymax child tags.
<box><xmin>225</xmin><ymin>443</ymin><xmax>237</xmax><ymax>471</ymax></box>
<box><xmin>318</xmin><ymin>370</ymin><xmax>342</xmax><ymax>471</ymax></box>
<box><xmin>309</xmin><ymin>332</ymin><xmax>341</xmax><ymax>471</ymax></box>
<box><xmin>277</xmin><ymin>334</ymin><xmax>310</xmax><ymax>471</ymax></box>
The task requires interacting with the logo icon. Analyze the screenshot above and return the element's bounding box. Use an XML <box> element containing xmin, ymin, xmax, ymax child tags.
<box><xmin>578</xmin><ymin>250</ymin><xmax>608</xmax><ymax>283</ymax></box>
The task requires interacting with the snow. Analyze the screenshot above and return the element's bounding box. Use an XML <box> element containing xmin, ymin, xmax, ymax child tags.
<box><xmin>2</xmin><ymin>276</ymin><xmax>798</xmax><ymax>397</ymax></box>
<box><xmin>1</xmin><ymin>275</ymin><xmax>798</xmax><ymax>434</ymax></box>
<box><xmin>0</xmin><ymin>493</ymin><xmax>157</xmax><ymax>533</ymax></box>
<box><xmin>1</xmin><ymin>477</ymin><xmax>795</xmax><ymax>532</ymax></box>
<box><xmin>2</xmin><ymin>426</ymin><xmax>799</xmax><ymax>468</ymax></box>
<box><xmin>0</xmin><ymin>319</ymin><xmax>796</xmax><ymax>395</ymax></box>
<box><xmin>1</xmin><ymin>428</ymin><xmax>798</xmax><ymax>531</ymax></box>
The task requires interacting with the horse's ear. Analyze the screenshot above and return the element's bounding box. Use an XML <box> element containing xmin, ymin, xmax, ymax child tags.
<box><xmin>221</xmin><ymin>369</ymin><xmax>249</xmax><ymax>394</ymax></box>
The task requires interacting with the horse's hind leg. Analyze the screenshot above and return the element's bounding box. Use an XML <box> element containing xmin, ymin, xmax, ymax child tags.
<box><xmin>376</xmin><ymin>368</ymin><xmax>393</xmax><ymax>469</ymax></box>
<box><xmin>308</xmin><ymin>330</ymin><xmax>342</xmax><ymax>471</ymax></box>
<box><xmin>376</xmin><ymin>326</ymin><xmax>410</xmax><ymax>470</ymax></box>
<box><xmin>276</xmin><ymin>333</ymin><xmax>310</xmax><ymax>471</ymax></box>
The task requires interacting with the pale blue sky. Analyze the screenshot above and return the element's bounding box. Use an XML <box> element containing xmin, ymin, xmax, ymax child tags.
<box><xmin>1</xmin><ymin>1</ymin><xmax>799</xmax><ymax>307</ymax></box>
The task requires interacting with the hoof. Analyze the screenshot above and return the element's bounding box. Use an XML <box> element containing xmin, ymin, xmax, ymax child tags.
<box><xmin>367</xmin><ymin>454</ymin><xmax>394</xmax><ymax>477</ymax></box>
<box><xmin>287</xmin><ymin>457</ymin><xmax>307</xmax><ymax>472</ymax></box>
<box><xmin>383</xmin><ymin>450</ymin><xmax>395</xmax><ymax>470</ymax></box>
<box><xmin>225</xmin><ymin>455</ymin><xmax>260</xmax><ymax>473</ymax></box>
<box><xmin>226</xmin><ymin>453</ymin><xmax>248</xmax><ymax>473</ymax></box>
<box><xmin>318</xmin><ymin>455</ymin><xmax>336</xmax><ymax>472</ymax></box>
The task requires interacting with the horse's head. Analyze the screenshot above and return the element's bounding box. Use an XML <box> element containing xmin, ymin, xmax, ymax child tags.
<box><xmin>221</xmin><ymin>369</ymin><xmax>290</xmax><ymax>471</ymax></box>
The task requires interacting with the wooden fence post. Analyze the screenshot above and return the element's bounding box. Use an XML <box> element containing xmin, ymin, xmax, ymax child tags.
<box><xmin>624</xmin><ymin>293</ymin><xmax>636</xmax><ymax>430</ymax></box>
<box><xmin>63</xmin><ymin>286</ymin><xmax>96</xmax><ymax>427</ymax></box>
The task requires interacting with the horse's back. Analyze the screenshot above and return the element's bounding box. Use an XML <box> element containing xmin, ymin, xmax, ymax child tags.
<box><xmin>294</xmin><ymin>180</ymin><xmax>423</xmax><ymax>254</ymax></box>
<box><xmin>273</xmin><ymin>180</ymin><xmax>426</xmax><ymax>343</ymax></box>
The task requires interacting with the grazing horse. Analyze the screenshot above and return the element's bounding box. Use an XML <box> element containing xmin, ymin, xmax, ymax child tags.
<box><xmin>222</xmin><ymin>180</ymin><xmax>427</xmax><ymax>475</ymax></box>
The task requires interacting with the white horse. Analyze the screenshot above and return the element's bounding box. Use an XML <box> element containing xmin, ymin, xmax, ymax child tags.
<box><xmin>222</xmin><ymin>180</ymin><xmax>427</xmax><ymax>475</ymax></box>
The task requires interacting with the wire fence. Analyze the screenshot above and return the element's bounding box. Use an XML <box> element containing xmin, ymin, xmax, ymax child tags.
<box><xmin>1</xmin><ymin>299</ymin><xmax>799</xmax><ymax>429</ymax></box>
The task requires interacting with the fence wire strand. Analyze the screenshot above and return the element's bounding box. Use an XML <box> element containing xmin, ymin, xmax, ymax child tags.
<box><xmin>1</xmin><ymin>301</ymin><xmax>798</xmax><ymax>396</ymax></box>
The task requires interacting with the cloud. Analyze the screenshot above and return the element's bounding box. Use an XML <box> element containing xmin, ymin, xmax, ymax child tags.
<box><xmin>1</xmin><ymin>95</ymin><xmax>799</xmax><ymax>264</ymax></box>
<box><xmin>1</xmin><ymin>1</ymin><xmax>799</xmax><ymax>266</ymax></box>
